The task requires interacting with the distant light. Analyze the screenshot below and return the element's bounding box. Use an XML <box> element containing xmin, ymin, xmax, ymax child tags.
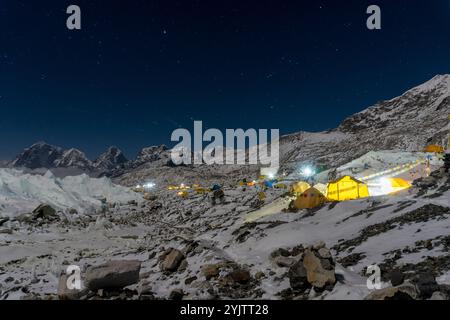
<box><xmin>267</xmin><ymin>173</ymin><xmax>275</xmax><ymax>179</ymax></box>
<box><xmin>135</xmin><ymin>184</ymin><xmax>142</xmax><ymax>189</ymax></box>
<box><xmin>300</xmin><ymin>166</ymin><xmax>315</xmax><ymax>178</ymax></box>
<box><xmin>143</xmin><ymin>182</ymin><xmax>156</xmax><ymax>189</ymax></box>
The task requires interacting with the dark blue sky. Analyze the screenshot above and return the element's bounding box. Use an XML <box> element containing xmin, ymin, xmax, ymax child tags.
<box><xmin>1</xmin><ymin>0</ymin><xmax>450</xmax><ymax>160</ymax></box>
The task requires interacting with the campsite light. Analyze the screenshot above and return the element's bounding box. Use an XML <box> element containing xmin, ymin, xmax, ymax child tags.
<box><xmin>143</xmin><ymin>182</ymin><xmax>156</xmax><ymax>189</ymax></box>
<box><xmin>300</xmin><ymin>166</ymin><xmax>315</xmax><ymax>178</ymax></box>
<box><xmin>377</xmin><ymin>177</ymin><xmax>394</xmax><ymax>195</ymax></box>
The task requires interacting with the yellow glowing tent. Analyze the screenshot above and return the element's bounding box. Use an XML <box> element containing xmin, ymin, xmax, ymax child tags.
<box><xmin>290</xmin><ymin>181</ymin><xmax>311</xmax><ymax>195</ymax></box>
<box><xmin>313</xmin><ymin>183</ymin><xmax>328</xmax><ymax>196</ymax></box>
<box><xmin>388</xmin><ymin>178</ymin><xmax>411</xmax><ymax>193</ymax></box>
<box><xmin>327</xmin><ymin>176</ymin><xmax>369</xmax><ymax>201</ymax></box>
<box><xmin>424</xmin><ymin>145</ymin><xmax>444</xmax><ymax>153</ymax></box>
<box><xmin>293</xmin><ymin>187</ymin><xmax>326</xmax><ymax>209</ymax></box>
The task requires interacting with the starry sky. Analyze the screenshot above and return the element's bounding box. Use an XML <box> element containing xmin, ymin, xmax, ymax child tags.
<box><xmin>1</xmin><ymin>0</ymin><xmax>450</xmax><ymax>160</ymax></box>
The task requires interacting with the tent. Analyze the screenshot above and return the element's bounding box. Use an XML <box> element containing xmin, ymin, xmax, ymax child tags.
<box><xmin>290</xmin><ymin>181</ymin><xmax>311</xmax><ymax>195</ymax></box>
<box><xmin>387</xmin><ymin>177</ymin><xmax>411</xmax><ymax>193</ymax></box>
<box><xmin>327</xmin><ymin>176</ymin><xmax>369</xmax><ymax>201</ymax></box>
<box><xmin>313</xmin><ymin>183</ymin><xmax>328</xmax><ymax>196</ymax></box>
<box><xmin>293</xmin><ymin>187</ymin><xmax>326</xmax><ymax>209</ymax></box>
<box><xmin>424</xmin><ymin>145</ymin><xmax>444</xmax><ymax>153</ymax></box>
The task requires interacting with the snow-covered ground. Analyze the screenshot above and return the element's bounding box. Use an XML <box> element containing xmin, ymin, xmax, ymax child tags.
<box><xmin>0</xmin><ymin>149</ymin><xmax>449</xmax><ymax>300</ymax></box>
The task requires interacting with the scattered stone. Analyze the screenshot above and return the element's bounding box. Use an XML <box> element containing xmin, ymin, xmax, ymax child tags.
<box><xmin>317</xmin><ymin>248</ymin><xmax>331</xmax><ymax>259</ymax></box>
<box><xmin>414</xmin><ymin>273</ymin><xmax>439</xmax><ymax>299</ymax></box>
<box><xmin>288</xmin><ymin>260</ymin><xmax>310</xmax><ymax>291</ymax></box>
<box><xmin>228</xmin><ymin>269</ymin><xmax>251</xmax><ymax>284</ymax></box>
<box><xmin>57</xmin><ymin>274</ymin><xmax>87</xmax><ymax>300</ymax></box>
<box><xmin>202</xmin><ymin>264</ymin><xmax>220</xmax><ymax>280</ymax></box>
<box><xmin>161</xmin><ymin>249</ymin><xmax>185</xmax><ymax>272</ymax></box>
<box><xmin>0</xmin><ymin>217</ymin><xmax>9</xmax><ymax>226</ymax></box>
<box><xmin>254</xmin><ymin>272</ymin><xmax>265</xmax><ymax>280</ymax></box>
<box><xmin>0</xmin><ymin>229</ymin><xmax>12</xmax><ymax>235</ymax></box>
<box><xmin>302</xmin><ymin>250</ymin><xmax>336</xmax><ymax>289</ymax></box>
<box><xmin>388</xmin><ymin>270</ymin><xmax>404</xmax><ymax>287</ymax></box>
<box><xmin>185</xmin><ymin>276</ymin><xmax>197</xmax><ymax>285</ymax></box>
<box><xmin>274</xmin><ymin>256</ymin><xmax>296</xmax><ymax>268</ymax></box>
<box><xmin>270</xmin><ymin>248</ymin><xmax>291</xmax><ymax>258</ymax></box>
<box><xmin>312</xmin><ymin>240</ymin><xmax>326</xmax><ymax>250</ymax></box>
<box><xmin>85</xmin><ymin>260</ymin><xmax>141</xmax><ymax>291</ymax></box>
<box><xmin>169</xmin><ymin>288</ymin><xmax>184</xmax><ymax>300</ymax></box>
<box><xmin>178</xmin><ymin>259</ymin><xmax>188</xmax><ymax>272</ymax></box>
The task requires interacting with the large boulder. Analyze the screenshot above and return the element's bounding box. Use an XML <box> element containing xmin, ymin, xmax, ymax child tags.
<box><xmin>414</xmin><ymin>273</ymin><xmax>439</xmax><ymax>299</ymax></box>
<box><xmin>302</xmin><ymin>249</ymin><xmax>336</xmax><ymax>289</ymax></box>
<box><xmin>161</xmin><ymin>249</ymin><xmax>185</xmax><ymax>272</ymax></box>
<box><xmin>85</xmin><ymin>260</ymin><xmax>141</xmax><ymax>291</ymax></box>
<box><xmin>288</xmin><ymin>260</ymin><xmax>310</xmax><ymax>291</ymax></box>
<box><xmin>57</xmin><ymin>274</ymin><xmax>87</xmax><ymax>300</ymax></box>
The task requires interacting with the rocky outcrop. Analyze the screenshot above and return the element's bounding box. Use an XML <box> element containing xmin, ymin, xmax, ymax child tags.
<box><xmin>85</xmin><ymin>260</ymin><xmax>141</xmax><ymax>290</ymax></box>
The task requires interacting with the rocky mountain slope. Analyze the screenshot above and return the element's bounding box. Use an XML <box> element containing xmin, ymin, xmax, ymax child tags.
<box><xmin>114</xmin><ymin>74</ymin><xmax>450</xmax><ymax>186</ymax></box>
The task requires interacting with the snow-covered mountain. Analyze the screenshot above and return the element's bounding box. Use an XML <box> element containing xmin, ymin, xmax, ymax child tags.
<box><xmin>93</xmin><ymin>146</ymin><xmax>128</xmax><ymax>171</ymax></box>
<box><xmin>10</xmin><ymin>142</ymin><xmax>93</xmax><ymax>171</ymax></box>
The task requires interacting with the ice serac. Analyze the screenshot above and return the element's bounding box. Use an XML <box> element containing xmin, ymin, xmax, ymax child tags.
<box><xmin>94</xmin><ymin>146</ymin><xmax>128</xmax><ymax>171</ymax></box>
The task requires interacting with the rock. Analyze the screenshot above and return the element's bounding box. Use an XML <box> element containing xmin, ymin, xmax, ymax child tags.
<box><xmin>317</xmin><ymin>248</ymin><xmax>331</xmax><ymax>259</ymax></box>
<box><xmin>302</xmin><ymin>250</ymin><xmax>336</xmax><ymax>289</ymax></box>
<box><xmin>388</xmin><ymin>270</ymin><xmax>404</xmax><ymax>287</ymax></box>
<box><xmin>429</xmin><ymin>291</ymin><xmax>447</xmax><ymax>300</ymax></box>
<box><xmin>288</xmin><ymin>260</ymin><xmax>310</xmax><ymax>291</ymax></box>
<box><xmin>169</xmin><ymin>288</ymin><xmax>184</xmax><ymax>300</ymax></box>
<box><xmin>414</xmin><ymin>273</ymin><xmax>439</xmax><ymax>299</ymax></box>
<box><xmin>365</xmin><ymin>283</ymin><xmax>418</xmax><ymax>300</ymax></box>
<box><xmin>312</xmin><ymin>240</ymin><xmax>326</xmax><ymax>250</ymax></box>
<box><xmin>228</xmin><ymin>269</ymin><xmax>251</xmax><ymax>284</ymax></box>
<box><xmin>0</xmin><ymin>217</ymin><xmax>9</xmax><ymax>226</ymax></box>
<box><xmin>127</xmin><ymin>200</ymin><xmax>137</xmax><ymax>206</ymax></box>
<box><xmin>161</xmin><ymin>249</ymin><xmax>184</xmax><ymax>272</ymax></box>
<box><xmin>255</xmin><ymin>271</ymin><xmax>265</xmax><ymax>280</ymax></box>
<box><xmin>0</xmin><ymin>229</ymin><xmax>13</xmax><ymax>235</ymax></box>
<box><xmin>178</xmin><ymin>259</ymin><xmax>188</xmax><ymax>272</ymax></box>
<box><xmin>85</xmin><ymin>260</ymin><xmax>141</xmax><ymax>291</ymax></box>
<box><xmin>32</xmin><ymin>204</ymin><xmax>57</xmax><ymax>220</ymax></box>
<box><xmin>274</xmin><ymin>256</ymin><xmax>296</xmax><ymax>268</ymax></box>
<box><xmin>185</xmin><ymin>276</ymin><xmax>197</xmax><ymax>285</ymax></box>
<box><xmin>57</xmin><ymin>274</ymin><xmax>87</xmax><ymax>300</ymax></box>
<box><xmin>271</xmin><ymin>248</ymin><xmax>291</xmax><ymax>258</ymax></box>
<box><xmin>202</xmin><ymin>264</ymin><xmax>220</xmax><ymax>280</ymax></box>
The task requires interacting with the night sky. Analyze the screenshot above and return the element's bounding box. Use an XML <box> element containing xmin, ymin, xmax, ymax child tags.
<box><xmin>1</xmin><ymin>0</ymin><xmax>450</xmax><ymax>160</ymax></box>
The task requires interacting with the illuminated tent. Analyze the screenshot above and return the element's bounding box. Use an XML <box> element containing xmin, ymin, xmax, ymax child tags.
<box><xmin>387</xmin><ymin>178</ymin><xmax>411</xmax><ymax>193</ymax></box>
<box><xmin>424</xmin><ymin>145</ymin><xmax>444</xmax><ymax>153</ymax></box>
<box><xmin>293</xmin><ymin>187</ymin><xmax>326</xmax><ymax>209</ymax></box>
<box><xmin>313</xmin><ymin>183</ymin><xmax>328</xmax><ymax>196</ymax></box>
<box><xmin>290</xmin><ymin>181</ymin><xmax>311</xmax><ymax>195</ymax></box>
<box><xmin>327</xmin><ymin>176</ymin><xmax>369</xmax><ymax>201</ymax></box>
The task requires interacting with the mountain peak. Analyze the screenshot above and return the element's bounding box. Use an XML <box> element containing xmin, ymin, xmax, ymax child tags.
<box><xmin>93</xmin><ymin>146</ymin><xmax>128</xmax><ymax>171</ymax></box>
